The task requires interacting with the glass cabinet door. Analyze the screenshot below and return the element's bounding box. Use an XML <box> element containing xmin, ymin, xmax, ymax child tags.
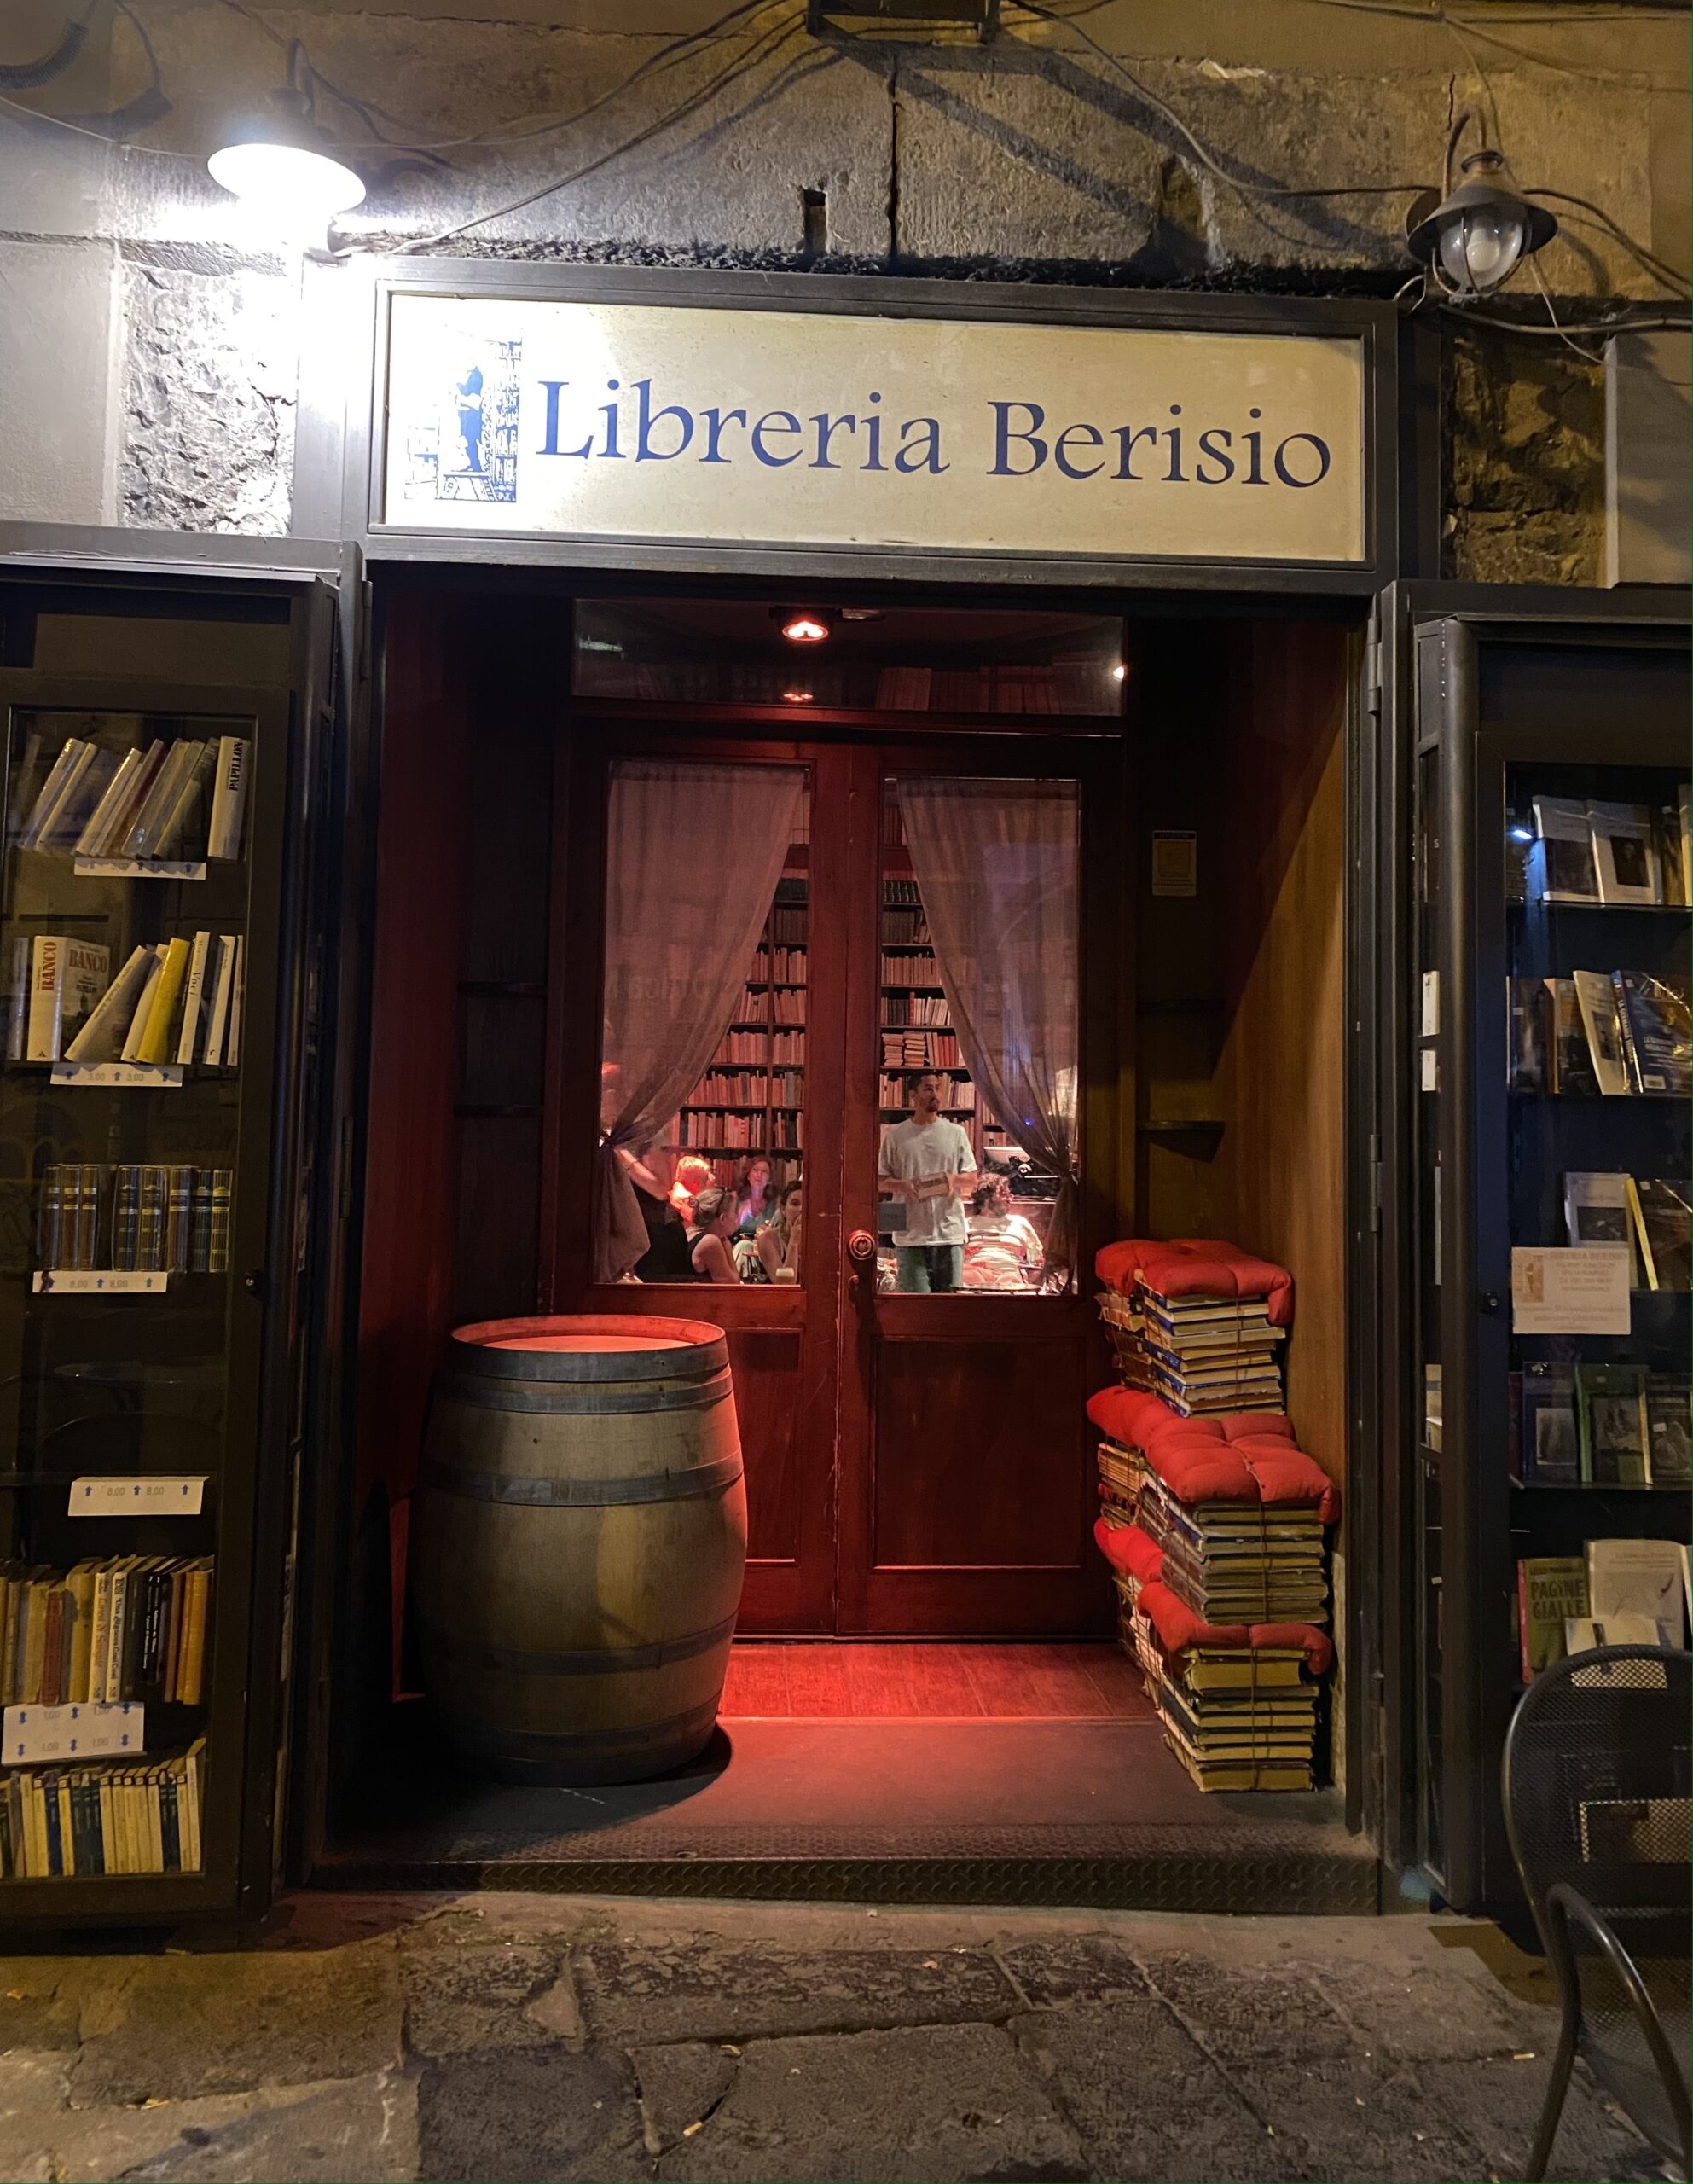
<box><xmin>0</xmin><ymin>694</ymin><xmax>271</xmax><ymax>1897</ymax></box>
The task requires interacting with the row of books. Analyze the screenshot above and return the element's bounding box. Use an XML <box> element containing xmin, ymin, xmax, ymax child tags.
<box><xmin>1510</xmin><ymin>972</ymin><xmax>1690</xmax><ymax>1098</ymax></box>
<box><xmin>1513</xmin><ymin>1362</ymin><xmax>1690</xmax><ymax>1488</ymax></box>
<box><xmin>733</xmin><ymin>988</ymin><xmax>805</xmax><ymax>1026</ymax></box>
<box><xmin>683</xmin><ymin>1072</ymin><xmax>804</xmax><ymax>1107</ymax></box>
<box><xmin>1</xmin><ymin>1740</ymin><xmax>205</xmax><ymax>1879</ymax></box>
<box><xmin>882</xmin><ymin>1031</ymin><xmax>960</xmax><ymax>1068</ymax></box>
<box><xmin>1099</xmin><ymin>1285</ymin><xmax>1285</xmax><ymax>1416</ymax></box>
<box><xmin>749</xmin><ymin>947</ymin><xmax>807</xmax><ymax>985</ymax></box>
<box><xmin>878</xmin><ymin>1075</ymin><xmax>976</xmax><ymax>1111</ymax></box>
<box><xmin>38</xmin><ymin>1164</ymin><xmax>232</xmax><ymax>1275</ymax></box>
<box><xmin>1561</xmin><ymin>1170</ymin><xmax>1690</xmax><ymax>1290</ymax></box>
<box><xmin>14</xmin><ymin>733</ymin><xmax>248</xmax><ymax>863</ymax></box>
<box><xmin>1517</xmin><ymin>1539</ymin><xmax>1689</xmax><ymax>1678</ymax></box>
<box><xmin>882</xmin><ymin>952</ymin><xmax>941</xmax><ymax>986</ymax></box>
<box><xmin>11</xmin><ymin>932</ymin><xmax>244</xmax><ymax>1068</ymax></box>
<box><xmin>1521</xmin><ymin>793</ymin><xmax>1690</xmax><ymax>910</ymax></box>
<box><xmin>766</xmin><ymin>907</ymin><xmax>808</xmax><ymax>948</ymax></box>
<box><xmin>880</xmin><ymin>911</ymin><xmax>932</xmax><ymax>946</ymax></box>
<box><xmin>675</xmin><ymin>1111</ymin><xmax>804</xmax><ymax>1152</ymax></box>
<box><xmin>2</xmin><ymin>1556</ymin><xmax>213</xmax><ymax>1707</ymax></box>
<box><xmin>883</xmin><ymin>880</ymin><xmax>921</xmax><ymax>907</ymax></box>
<box><xmin>881</xmin><ymin>996</ymin><xmax>951</xmax><ymax>1028</ymax></box>
<box><xmin>711</xmin><ymin>1030</ymin><xmax>806</xmax><ymax>1066</ymax></box>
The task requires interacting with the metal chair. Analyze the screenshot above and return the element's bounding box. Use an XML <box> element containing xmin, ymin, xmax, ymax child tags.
<box><xmin>1502</xmin><ymin>1643</ymin><xmax>1692</xmax><ymax>2182</ymax></box>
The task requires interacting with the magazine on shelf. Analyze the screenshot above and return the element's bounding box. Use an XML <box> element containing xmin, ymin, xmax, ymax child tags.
<box><xmin>1586</xmin><ymin>1537</ymin><xmax>1686</xmax><ymax>1635</ymax></box>
<box><xmin>1562</xmin><ymin>1171</ymin><xmax>1638</xmax><ymax>1282</ymax></box>
<box><xmin>1571</xmin><ymin>971</ymin><xmax>1632</xmax><ymax>1095</ymax></box>
<box><xmin>1576</xmin><ymin>1362</ymin><xmax>1650</xmax><ymax>1487</ymax></box>
<box><xmin>1530</xmin><ymin>795</ymin><xmax>1601</xmax><ymax>902</ymax></box>
<box><xmin>1520</xmin><ymin>1362</ymin><xmax>1580</xmax><ymax>1484</ymax></box>
<box><xmin>1588</xmin><ymin>800</ymin><xmax>1663</xmax><ymax>905</ymax></box>
<box><xmin>1611</xmin><ymin>972</ymin><xmax>1691</xmax><ymax>1096</ymax></box>
<box><xmin>1626</xmin><ymin>1177</ymin><xmax>1690</xmax><ymax>1292</ymax></box>
<box><xmin>1645</xmin><ymin>1377</ymin><xmax>1691</xmax><ymax>1487</ymax></box>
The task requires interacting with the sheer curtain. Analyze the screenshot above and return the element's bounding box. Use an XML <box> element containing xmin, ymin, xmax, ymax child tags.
<box><xmin>896</xmin><ymin>776</ymin><xmax>1080</xmax><ymax>1287</ymax></box>
<box><xmin>593</xmin><ymin>759</ymin><xmax>805</xmax><ymax>1284</ymax></box>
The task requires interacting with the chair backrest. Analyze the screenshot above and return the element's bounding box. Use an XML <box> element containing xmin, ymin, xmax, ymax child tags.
<box><xmin>1503</xmin><ymin>1644</ymin><xmax>1692</xmax><ymax>1953</ymax></box>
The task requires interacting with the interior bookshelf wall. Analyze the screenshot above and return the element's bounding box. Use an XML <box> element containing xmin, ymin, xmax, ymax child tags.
<box><xmin>678</xmin><ymin>821</ymin><xmax>809</xmax><ymax>1191</ymax></box>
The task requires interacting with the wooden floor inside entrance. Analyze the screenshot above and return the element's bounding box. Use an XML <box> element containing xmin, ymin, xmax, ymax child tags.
<box><xmin>720</xmin><ymin>1642</ymin><xmax>1151</xmax><ymax>1722</ymax></box>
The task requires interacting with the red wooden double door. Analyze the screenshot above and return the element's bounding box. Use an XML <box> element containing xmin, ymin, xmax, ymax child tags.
<box><xmin>554</xmin><ymin>725</ymin><xmax>1122</xmax><ymax>1637</ymax></box>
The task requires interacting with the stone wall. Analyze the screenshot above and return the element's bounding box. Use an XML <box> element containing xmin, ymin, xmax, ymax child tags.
<box><xmin>0</xmin><ymin>0</ymin><xmax>1685</xmax><ymax>577</ymax></box>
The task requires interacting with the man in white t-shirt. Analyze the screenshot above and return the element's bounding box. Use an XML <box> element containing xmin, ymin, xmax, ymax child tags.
<box><xmin>878</xmin><ymin>1070</ymin><xmax>977</xmax><ymax>1292</ymax></box>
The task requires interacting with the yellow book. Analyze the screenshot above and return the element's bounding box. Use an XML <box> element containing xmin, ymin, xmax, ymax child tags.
<box><xmin>178</xmin><ymin>1564</ymin><xmax>212</xmax><ymax>1705</ymax></box>
<box><xmin>56</xmin><ymin>1778</ymin><xmax>76</xmax><ymax>1876</ymax></box>
<box><xmin>97</xmin><ymin>1775</ymin><xmax>115</xmax><ymax>1874</ymax></box>
<box><xmin>136</xmin><ymin>937</ymin><xmax>190</xmax><ymax>1065</ymax></box>
<box><xmin>66</xmin><ymin>1563</ymin><xmax>98</xmax><ymax>1704</ymax></box>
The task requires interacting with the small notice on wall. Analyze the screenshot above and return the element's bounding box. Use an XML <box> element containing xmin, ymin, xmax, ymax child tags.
<box><xmin>1511</xmin><ymin>1245</ymin><xmax>1632</xmax><ymax>1335</ymax></box>
<box><xmin>1151</xmin><ymin>832</ymin><xmax>1198</xmax><ymax>897</ymax></box>
<box><xmin>4</xmin><ymin>1702</ymin><xmax>142</xmax><ymax>1765</ymax></box>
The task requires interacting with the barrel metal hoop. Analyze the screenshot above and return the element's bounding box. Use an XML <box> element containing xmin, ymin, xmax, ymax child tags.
<box><xmin>437</xmin><ymin>1370</ymin><xmax>733</xmax><ymax>1417</ymax></box>
<box><xmin>419</xmin><ymin>1450</ymin><xmax>744</xmax><ymax>1507</ymax></box>
<box><xmin>418</xmin><ymin>1611</ymin><xmax>738</xmax><ymax>1678</ymax></box>
<box><xmin>449</xmin><ymin>1698</ymin><xmax>721</xmax><ymax>1760</ymax></box>
<box><xmin>449</xmin><ymin>1326</ymin><xmax>728</xmax><ymax>1384</ymax></box>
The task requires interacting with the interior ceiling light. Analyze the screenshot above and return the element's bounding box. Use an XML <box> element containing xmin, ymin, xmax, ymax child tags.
<box><xmin>1406</xmin><ymin>107</ymin><xmax>1555</xmax><ymax>299</ymax></box>
<box><xmin>207</xmin><ymin>40</ymin><xmax>365</xmax><ymax>224</ymax></box>
<box><xmin>777</xmin><ymin>609</ymin><xmax>834</xmax><ymax>644</ymax></box>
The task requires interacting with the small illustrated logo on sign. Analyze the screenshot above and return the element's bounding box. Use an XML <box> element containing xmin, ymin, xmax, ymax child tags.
<box><xmin>404</xmin><ymin>336</ymin><xmax>523</xmax><ymax>505</ymax></box>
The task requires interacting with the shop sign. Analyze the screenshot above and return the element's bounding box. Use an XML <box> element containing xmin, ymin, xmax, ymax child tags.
<box><xmin>381</xmin><ymin>293</ymin><xmax>1366</xmax><ymax>565</ymax></box>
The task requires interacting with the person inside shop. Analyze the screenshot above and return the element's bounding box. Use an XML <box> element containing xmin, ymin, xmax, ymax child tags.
<box><xmin>670</xmin><ymin>1154</ymin><xmax>714</xmax><ymax>1222</ymax></box>
<box><xmin>964</xmin><ymin>1172</ymin><xmax>1046</xmax><ymax>1291</ymax></box>
<box><xmin>616</xmin><ymin>1138</ymin><xmax>694</xmax><ymax>1284</ymax></box>
<box><xmin>686</xmin><ymin>1186</ymin><xmax>741</xmax><ymax>1283</ymax></box>
<box><xmin>731</xmin><ymin>1153</ymin><xmax>777</xmax><ymax>1238</ymax></box>
<box><xmin>878</xmin><ymin>1070</ymin><xmax>976</xmax><ymax>1292</ymax></box>
<box><xmin>748</xmin><ymin>1179</ymin><xmax>802</xmax><ymax>1284</ymax></box>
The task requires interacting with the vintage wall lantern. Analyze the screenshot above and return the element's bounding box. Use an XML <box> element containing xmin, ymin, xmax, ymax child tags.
<box><xmin>207</xmin><ymin>39</ymin><xmax>365</xmax><ymax>225</ymax></box>
<box><xmin>1406</xmin><ymin>106</ymin><xmax>1557</xmax><ymax>298</ymax></box>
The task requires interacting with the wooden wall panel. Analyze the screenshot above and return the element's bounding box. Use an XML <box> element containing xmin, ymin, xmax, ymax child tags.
<box><xmin>1210</xmin><ymin>619</ymin><xmax>1349</xmax><ymax>1485</ymax></box>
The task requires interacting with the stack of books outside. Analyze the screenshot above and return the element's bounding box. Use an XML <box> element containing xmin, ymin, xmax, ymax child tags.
<box><xmin>1099</xmin><ymin>1281</ymin><xmax>1285</xmax><ymax>1414</ymax></box>
<box><xmin>1095</xmin><ymin>1438</ymin><xmax>1144</xmax><ymax>1531</ymax></box>
<box><xmin>1145</xmin><ymin>1640</ymin><xmax>1322</xmax><ymax>1794</ymax></box>
<box><xmin>1138</xmin><ymin>1469</ymin><xmax>1329</xmax><ymax>1626</ymax></box>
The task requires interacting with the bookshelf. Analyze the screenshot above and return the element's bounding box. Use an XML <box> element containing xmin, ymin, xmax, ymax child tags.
<box><xmin>1409</xmin><ymin>616</ymin><xmax>1691</xmax><ymax>1913</ymax></box>
<box><xmin>678</xmin><ymin>858</ymin><xmax>809</xmax><ymax>1189</ymax></box>
<box><xmin>0</xmin><ymin>668</ymin><xmax>289</xmax><ymax>1920</ymax></box>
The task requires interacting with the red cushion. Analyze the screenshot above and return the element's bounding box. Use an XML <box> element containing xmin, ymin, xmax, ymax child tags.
<box><xmin>1094</xmin><ymin>1237</ymin><xmax>1294</xmax><ymax>1327</ymax></box>
<box><xmin>1135</xmin><ymin>1576</ymin><xmax>1334</xmax><ymax>1678</ymax></box>
<box><xmin>1086</xmin><ymin>1385</ymin><xmax>1340</xmax><ymax>1524</ymax></box>
<box><xmin>1094</xmin><ymin>1516</ymin><xmax>1162</xmax><ymax>1585</ymax></box>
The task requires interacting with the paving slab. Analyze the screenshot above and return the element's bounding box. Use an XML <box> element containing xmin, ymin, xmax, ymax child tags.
<box><xmin>1217</xmin><ymin>2052</ymin><xmax>1497</xmax><ymax>2184</ymax></box>
<box><xmin>996</xmin><ymin>1932</ymin><xmax>1151</xmax><ymax>2008</ymax></box>
<box><xmin>415</xmin><ymin>2043</ymin><xmax>648</xmax><ymax>2183</ymax></box>
<box><xmin>1136</xmin><ymin>1953</ymin><xmax>1359</xmax><ymax>2066</ymax></box>
<box><xmin>68</xmin><ymin>1941</ymin><xmax>403</xmax><ymax>2106</ymax></box>
<box><xmin>630</xmin><ymin>2040</ymin><xmax>741</xmax><ymax>2156</ymax></box>
<box><xmin>577</xmin><ymin>1938</ymin><xmax>1018</xmax><ymax>2046</ymax></box>
<box><xmin>653</xmin><ymin>2021</ymin><xmax>1087</xmax><ymax>2184</ymax></box>
<box><xmin>401</xmin><ymin>1941</ymin><xmax>567</xmax><ymax>2056</ymax></box>
<box><xmin>1415</xmin><ymin>2054</ymin><xmax>1661</xmax><ymax>2184</ymax></box>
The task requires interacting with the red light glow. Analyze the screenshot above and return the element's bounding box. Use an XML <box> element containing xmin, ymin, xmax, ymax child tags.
<box><xmin>781</xmin><ymin>613</ymin><xmax>830</xmax><ymax>643</ymax></box>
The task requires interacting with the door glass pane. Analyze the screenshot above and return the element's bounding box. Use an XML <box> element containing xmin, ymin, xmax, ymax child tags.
<box><xmin>597</xmin><ymin>760</ymin><xmax>809</xmax><ymax>1287</ymax></box>
<box><xmin>0</xmin><ymin>704</ymin><xmax>254</xmax><ymax>1884</ymax></box>
<box><xmin>877</xmin><ymin>776</ymin><xmax>1079</xmax><ymax>1296</ymax></box>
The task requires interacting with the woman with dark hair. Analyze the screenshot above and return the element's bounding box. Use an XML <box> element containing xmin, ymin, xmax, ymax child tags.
<box><xmin>754</xmin><ymin>1180</ymin><xmax>803</xmax><ymax>1283</ymax></box>
<box><xmin>731</xmin><ymin>1152</ymin><xmax>778</xmax><ymax>1239</ymax></box>
<box><xmin>685</xmin><ymin>1187</ymin><xmax>740</xmax><ymax>1284</ymax></box>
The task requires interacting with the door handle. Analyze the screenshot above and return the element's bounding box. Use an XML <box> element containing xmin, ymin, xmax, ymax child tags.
<box><xmin>846</xmin><ymin>1230</ymin><xmax>877</xmax><ymax>1263</ymax></box>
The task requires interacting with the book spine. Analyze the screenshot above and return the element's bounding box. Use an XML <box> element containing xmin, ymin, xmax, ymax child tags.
<box><xmin>74</xmin><ymin>744</ymin><xmax>143</xmax><ymax>856</ymax></box>
<box><xmin>119</xmin><ymin>950</ymin><xmax>167</xmax><ymax>1065</ymax></box>
<box><xmin>65</xmin><ymin>943</ymin><xmax>155</xmax><ymax>1065</ymax></box>
<box><xmin>136</xmin><ymin>1167</ymin><xmax>166</xmax><ymax>1273</ymax></box>
<box><xmin>120</xmin><ymin>739</ymin><xmax>194</xmax><ymax>859</ymax></box>
<box><xmin>207</xmin><ymin>736</ymin><xmax>250</xmax><ymax>861</ymax></box>
<box><xmin>136</xmin><ymin>937</ymin><xmax>190</xmax><ymax>1065</ymax></box>
<box><xmin>26</xmin><ymin>936</ymin><xmax>65</xmax><ymax>1062</ymax></box>
<box><xmin>207</xmin><ymin>1171</ymin><xmax>232</xmax><ymax>1276</ymax></box>
<box><xmin>175</xmin><ymin>932</ymin><xmax>212</xmax><ymax>1066</ymax></box>
<box><xmin>17</xmin><ymin>739</ymin><xmax>83</xmax><ymax>851</ymax></box>
<box><xmin>153</xmin><ymin>743</ymin><xmax>215</xmax><ymax>859</ymax></box>
<box><xmin>104</xmin><ymin>1566</ymin><xmax>129</xmax><ymax>1702</ymax></box>
<box><xmin>165</xmin><ymin>1166</ymin><xmax>194</xmax><ymax>1274</ymax></box>
<box><xmin>224</xmin><ymin>936</ymin><xmax>244</xmax><ymax>1068</ymax></box>
<box><xmin>90</xmin><ymin>739</ymin><xmax>165</xmax><ymax>857</ymax></box>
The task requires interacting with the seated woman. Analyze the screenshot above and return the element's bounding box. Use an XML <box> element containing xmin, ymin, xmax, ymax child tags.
<box><xmin>731</xmin><ymin>1152</ymin><xmax>777</xmax><ymax>1239</ymax></box>
<box><xmin>670</xmin><ymin>1154</ymin><xmax>715</xmax><ymax>1223</ymax></box>
<box><xmin>963</xmin><ymin>1173</ymin><xmax>1045</xmax><ymax>1291</ymax></box>
<box><xmin>685</xmin><ymin>1186</ymin><xmax>740</xmax><ymax>1283</ymax></box>
<box><xmin>735</xmin><ymin>1179</ymin><xmax>801</xmax><ymax>1283</ymax></box>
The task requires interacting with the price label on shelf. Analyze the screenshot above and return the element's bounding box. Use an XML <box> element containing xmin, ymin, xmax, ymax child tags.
<box><xmin>70</xmin><ymin>1475</ymin><xmax>208</xmax><ymax>1516</ymax></box>
<box><xmin>32</xmin><ymin>1270</ymin><xmax>169</xmax><ymax>1295</ymax></box>
<box><xmin>73</xmin><ymin>857</ymin><xmax>206</xmax><ymax>880</ymax></box>
<box><xmin>49</xmin><ymin>1062</ymin><xmax>185</xmax><ymax>1089</ymax></box>
<box><xmin>3</xmin><ymin>1702</ymin><xmax>142</xmax><ymax>1764</ymax></box>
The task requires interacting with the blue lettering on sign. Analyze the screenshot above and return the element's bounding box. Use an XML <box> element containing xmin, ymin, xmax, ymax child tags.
<box><xmin>531</xmin><ymin>379</ymin><xmax>1334</xmax><ymax>490</ymax></box>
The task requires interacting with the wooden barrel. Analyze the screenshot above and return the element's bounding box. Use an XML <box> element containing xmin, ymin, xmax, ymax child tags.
<box><xmin>413</xmin><ymin>1315</ymin><xmax>746</xmax><ymax>1785</ymax></box>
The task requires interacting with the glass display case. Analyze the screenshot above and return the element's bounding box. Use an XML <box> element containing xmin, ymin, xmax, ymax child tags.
<box><xmin>1409</xmin><ymin>613</ymin><xmax>1690</xmax><ymax>1910</ymax></box>
<box><xmin>0</xmin><ymin>572</ymin><xmax>317</xmax><ymax>1926</ymax></box>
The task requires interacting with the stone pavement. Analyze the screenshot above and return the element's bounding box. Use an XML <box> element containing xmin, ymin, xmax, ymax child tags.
<box><xmin>0</xmin><ymin>1894</ymin><xmax>1665</xmax><ymax>2184</ymax></box>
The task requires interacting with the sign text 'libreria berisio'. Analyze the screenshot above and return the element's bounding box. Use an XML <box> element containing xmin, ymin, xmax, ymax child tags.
<box><xmin>381</xmin><ymin>295</ymin><xmax>1367</xmax><ymax>563</ymax></box>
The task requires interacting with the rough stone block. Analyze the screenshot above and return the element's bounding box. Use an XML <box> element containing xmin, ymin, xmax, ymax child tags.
<box><xmin>629</xmin><ymin>2039</ymin><xmax>739</xmax><ymax>2155</ymax></box>
<box><xmin>577</xmin><ymin>1940</ymin><xmax>1016</xmax><ymax>2045</ymax></box>
<box><xmin>68</xmin><ymin>1942</ymin><xmax>402</xmax><ymax>2106</ymax></box>
<box><xmin>1009</xmin><ymin>1999</ymin><xmax>1297</xmax><ymax>2182</ymax></box>
<box><xmin>416</xmin><ymin>2043</ymin><xmax>647</xmax><ymax>2183</ymax></box>
<box><xmin>653</xmin><ymin>2021</ymin><xmax>1086</xmax><ymax>2183</ymax></box>
<box><xmin>1138</xmin><ymin>1953</ymin><xmax>1358</xmax><ymax>2065</ymax></box>
<box><xmin>997</xmin><ymin>1931</ymin><xmax>1150</xmax><ymax>2007</ymax></box>
<box><xmin>1415</xmin><ymin>2054</ymin><xmax>1661</xmax><ymax>2184</ymax></box>
<box><xmin>401</xmin><ymin>1940</ymin><xmax>570</xmax><ymax>2055</ymax></box>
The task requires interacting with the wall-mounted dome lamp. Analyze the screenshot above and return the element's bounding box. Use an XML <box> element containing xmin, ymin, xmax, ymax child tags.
<box><xmin>1406</xmin><ymin>107</ymin><xmax>1556</xmax><ymax>299</ymax></box>
<box><xmin>207</xmin><ymin>41</ymin><xmax>365</xmax><ymax>228</ymax></box>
